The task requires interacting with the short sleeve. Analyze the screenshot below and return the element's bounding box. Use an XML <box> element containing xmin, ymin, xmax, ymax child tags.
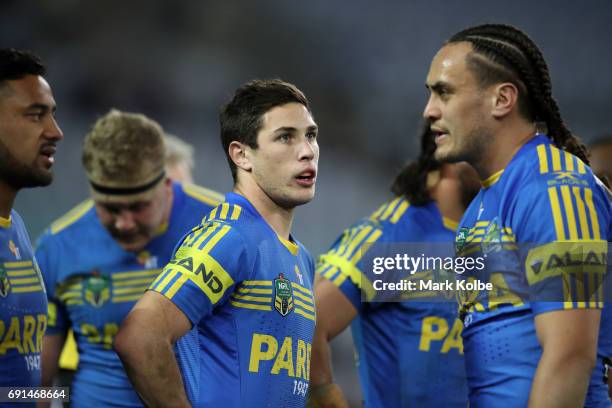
<box><xmin>148</xmin><ymin>221</ymin><xmax>250</xmax><ymax>325</ymax></box>
<box><xmin>513</xmin><ymin>173</ymin><xmax>611</xmax><ymax>315</ymax></box>
<box><xmin>316</xmin><ymin>220</ymin><xmax>384</xmax><ymax>311</ymax></box>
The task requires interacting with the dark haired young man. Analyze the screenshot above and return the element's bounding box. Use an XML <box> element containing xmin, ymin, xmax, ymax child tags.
<box><xmin>308</xmin><ymin>127</ymin><xmax>479</xmax><ymax>408</ymax></box>
<box><xmin>424</xmin><ymin>24</ymin><xmax>611</xmax><ymax>407</ymax></box>
<box><xmin>0</xmin><ymin>48</ymin><xmax>63</xmax><ymax>395</ymax></box>
<box><xmin>116</xmin><ymin>79</ymin><xmax>319</xmax><ymax>407</ymax></box>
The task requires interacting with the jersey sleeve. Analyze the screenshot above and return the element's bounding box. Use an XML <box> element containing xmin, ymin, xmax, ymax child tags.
<box><xmin>35</xmin><ymin>231</ymin><xmax>70</xmax><ymax>334</ymax></box>
<box><xmin>513</xmin><ymin>171</ymin><xmax>611</xmax><ymax>315</ymax></box>
<box><xmin>316</xmin><ymin>219</ymin><xmax>384</xmax><ymax>311</ymax></box>
<box><xmin>148</xmin><ymin>221</ymin><xmax>250</xmax><ymax>326</ymax></box>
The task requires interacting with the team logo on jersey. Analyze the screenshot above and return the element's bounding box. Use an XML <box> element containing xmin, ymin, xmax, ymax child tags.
<box><xmin>0</xmin><ymin>265</ymin><xmax>10</xmax><ymax>297</ymax></box>
<box><xmin>455</xmin><ymin>228</ymin><xmax>469</xmax><ymax>252</ymax></box>
<box><xmin>294</xmin><ymin>265</ymin><xmax>304</xmax><ymax>285</ymax></box>
<box><xmin>547</xmin><ymin>171</ymin><xmax>588</xmax><ymax>187</ymax></box>
<box><xmin>274</xmin><ymin>273</ymin><xmax>294</xmax><ymax>317</ymax></box>
<box><xmin>84</xmin><ymin>274</ymin><xmax>111</xmax><ymax>307</ymax></box>
<box><xmin>8</xmin><ymin>240</ymin><xmax>20</xmax><ymax>260</ymax></box>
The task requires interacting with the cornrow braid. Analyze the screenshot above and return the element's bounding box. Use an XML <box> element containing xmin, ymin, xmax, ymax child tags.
<box><xmin>391</xmin><ymin>123</ymin><xmax>441</xmax><ymax>205</ymax></box>
<box><xmin>448</xmin><ymin>24</ymin><xmax>589</xmax><ymax>164</ymax></box>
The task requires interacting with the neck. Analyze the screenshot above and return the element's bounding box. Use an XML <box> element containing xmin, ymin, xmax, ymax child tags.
<box><xmin>472</xmin><ymin>120</ymin><xmax>537</xmax><ymax>180</ymax></box>
<box><xmin>0</xmin><ymin>181</ymin><xmax>17</xmax><ymax>219</ymax></box>
<box><xmin>428</xmin><ymin>168</ymin><xmax>465</xmax><ymax>224</ymax></box>
<box><xmin>234</xmin><ymin>180</ymin><xmax>294</xmax><ymax>240</ymax></box>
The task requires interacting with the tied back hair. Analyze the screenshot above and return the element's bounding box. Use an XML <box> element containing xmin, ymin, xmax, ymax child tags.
<box><xmin>448</xmin><ymin>24</ymin><xmax>589</xmax><ymax>164</ymax></box>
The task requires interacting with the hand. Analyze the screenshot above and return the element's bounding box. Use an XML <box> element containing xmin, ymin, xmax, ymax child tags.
<box><xmin>307</xmin><ymin>383</ymin><xmax>349</xmax><ymax>408</ymax></box>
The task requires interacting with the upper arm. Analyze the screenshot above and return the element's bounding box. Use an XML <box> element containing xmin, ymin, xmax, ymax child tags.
<box><xmin>314</xmin><ymin>275</ymin><xmax>357</xmax><ymax>341</ymax></box>
<box><xmin>41</xmin><ymin>332</ymin><xmax>67</xmax><ymax>386</ymax></box>
<box><xmin>123</xmin><ymin>290</ymin><xmax>191</xmax><ymax>343</ymax></box>
<box><xmin>534</xmin><ymin>309</ymin><xmax>600</xmax><ymax>358</ymax></box>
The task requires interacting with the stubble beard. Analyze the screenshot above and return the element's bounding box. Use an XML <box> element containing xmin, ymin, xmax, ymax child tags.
<box><xmin>0</xmin><ymin>140</ymin><xmax>52</xmax><ymax>189</ymax></box>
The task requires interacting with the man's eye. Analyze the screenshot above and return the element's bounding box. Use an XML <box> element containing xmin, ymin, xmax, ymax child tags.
<box><xmin>306</xmin><ymin>132</ymin><xmax>317</xmax><ymax>140</ymax></box>
<box><xmin>27</xmin><ymin>113</ymin><xmax>44</xmax><ymax>121</ymax></box>
<box><xmin>278</xmin><ymin>133</ymin><xmax>291</xmax><ymax>141</ymax></box>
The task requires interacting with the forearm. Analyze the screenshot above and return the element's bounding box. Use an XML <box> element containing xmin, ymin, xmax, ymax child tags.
<box><xmin>528</xmin><ymin>349</ymin><xmax>594</xmax><ymax>407</ymax></box>
<box><xmin>116</xmin><ymin>312</ymin><xmax>190</xmax><ymax>408</ymax></box>
<box><xmin>310</xmin><ymin>330</ymin><xmax>334</xmax><ymax>386</ymax></box>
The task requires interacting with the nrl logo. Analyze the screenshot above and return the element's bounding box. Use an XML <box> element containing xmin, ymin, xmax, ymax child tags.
<box><xmin>84</xmin><ymin>274</ymin><xmax>110</xmax><ymax>307</ymax></box>
<box><xmin>455</xmin><ymin>227</ymin><xmax>469</xmax><ymax>252</ymax></box>
<box><xmin>0</xmin><ymin>265</ymin><xmax>10</xmax><ymax>297</ymax></box>
<box><xmin>274</xmin><ymin>273</ymin><xmax>294</xmax><ymax>317</ymax></box>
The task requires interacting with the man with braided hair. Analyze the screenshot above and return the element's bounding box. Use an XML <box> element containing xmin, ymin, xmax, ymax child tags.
<box><xmin>423</xmin><ymin>24</ymin><xmax>611</xmax><ymax>407</ymax></box>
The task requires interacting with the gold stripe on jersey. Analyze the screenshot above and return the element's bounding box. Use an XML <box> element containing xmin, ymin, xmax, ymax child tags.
<box><xmin>112</xmin><ymin>269</ymin><xmax>160</xmax><ymax>280</ymax></box>
<box><xmin>202</xmin><ymin>225</ymin><xmax>232</xmax><ymax>252</ymax></box>
<box><xmin>318</xmin><ymin>253</ymin><xmax>375</xmax><ymax>301</ymax></box>
<box><xmin>550</xmin><ymin>145</ymin><xmax>562</xmax><ymax>171</ymax></box>
<box><xmin>182</xmin><ymin>184</ymin><xmax>224</xmax><ymax>207</ymax></box>
<box><xmin>4</xmin><ymin>260</ymin><xmax>33</xmax><ymax>268</ymax></box>
<box><xmin>242</xmin><ymin>280</ymin><xmax>273</xmax><ymax>287</ymax></box>
<box><xmin>219</xmin><ymin>203</ymin><xmax>230</xmax><ymax>219</ymax></box>
<box><xmin>292</xmin><ymin>289</ymin><xmax>313</xmax><ymax>304</ymax></box>
<box><xmin>577</xmin><ymin>158</ymin><xmax>586</xmax><ymax>174</ymax></box>
<box><xmin>0</xmin><ymin>215</ymin><xmax>10</xmax><ymax>228</ymax></box>
<box><xmin>207</xmin><ymin>207</ymin><xmax>218</xmax><ymax>220</ymax></box>
<box><xmin>230</xmin><ymin>300</ymin><xmax>272</xmax><ymax>311</ymax></box>
<box><xmin>389</xmin><ymin>200</ymin><xmax>410</xmax><ymax>224</ymax></box>
<box><xmin>443</xmin><ymin>217</ymin><xmax>459</xmax><ymax>232</ymax></box>
<box><xmin>564</xmin><ymin>151</ymin><xmax>575</xmax><ymax>172</ymax></box>
<box><xmin>370</xmin><ymin>202</ymin><xmax>389</xmax><ymax>221</ymax></box>
<box><xmin>10</xmin><ymin>277</ymin><xmax>39</xmax><ymax>285</ymax></box>
<box><xmin>481</xmin><ymin>169</ymin><xmax>504</xmax><ymax>188</ymax></box>
<box><xmin>349</xmin><ymin>230</ymin><xmax>383</xmax><ymax>264</ymax></box>
<box><xmin>294</xmin><ymin>298</ymin><xmax>315</xmax><ymax>313</ymax></box>
<box><xmin>584</xmin><ymin>189</ymin><xmax>601</xmax><ymax>239</ymax></box>
<box><xmin>560</xmin><ymin>186</ymin><xmax>578</xmax><ymax>240</ymax></box>
<box><xmin>237</xmin><ymin>286</ymin><xmax>273</xmax><ymax>295</ymax></box>
<box><xmin>379</xmin><ymin>197</ymin><xmax>401</xmax><ymax>221</ymax></box>
<box><xmin>113</xmin><ymin>278</ymin><xmax>157</xmax><ymax>287</ymax></box>
<box><xmin>294</xmin><ymin>307</ymin><xmax>315</xmax><ymax>321</ymax></box>
<box><xmin>548</xmin><ymin>187</ymin><xmax>566</xmax><ymax>240</ymax></box>
<box><xmin>153</xmin><ymin>269</ymin><xmax>179</xmax><ymax>293</ymax></box>
<box><xmin>51</xmin><ymin>200</ymin><xmax>94</xmax><ymax>235</ymax></box>
<box><xmin>230</xmin><ymin>205</ymin><xmax>241</xmax><ymax>220</ymax></box>
<box><xmin>573</xmin><ymin>187</ymin><xmax>591</xmax><ymax>239</ymax></box>
<box><xmin>537</xmin><ymin>144</ymin><xmax>549</xmax><ymax>173</ymax></box>
<box><xmin>113</xmin><ymin>287</ymin><xmax>147</xmax><ymax>295</ymax></box>
<box><xmin>12</xmin><ymin>285</ymin><xmax>43</xmax><ymax>293</ymax></box>
<box><xmin>6</xmin><ymin>268</ymin><xmax>36</xmax><ymax>277</ymax></box>
<box><xmin>332</xmin><ymin>273</ymin><xmax>348</xmax><ymax>287</ymax></box>
<box><xmin>183</xmin><ymin>223</ymin><xmax>219</xmax><ymax>249</ymax></box>
<box><xmin>231</xmin><ymin>293</ymin><xmax>272</xmax><ymax>303</ymax></box>
<box><xmin>164</xmin><ymin>274</ymin><xmax>187</xmax><ymax>299</ymax></box>
<box><xmin>292</xmin><ymin>281</ymin><xmax>313</xmax><ymax>298</ymax></box>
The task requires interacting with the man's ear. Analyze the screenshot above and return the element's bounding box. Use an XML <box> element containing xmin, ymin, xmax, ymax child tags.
<box><xmin>229</xmin><ymin>141</ymin><xmax>253</xmax><ymax>172</ymax></box>
<box><xmin>491</xmin><ymin>82</ymin><xmax>519</xmax><ymax>119</ymax></box>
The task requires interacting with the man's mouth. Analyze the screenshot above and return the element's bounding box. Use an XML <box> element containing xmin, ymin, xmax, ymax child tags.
<box><xmin>38</xmin><ymin>144</ymin><xmax>57</xmax><ymax>166</ymax></box>
<box><xmin>295</xmin><ymin>169</ymin><xmax>316</xmax><ymax>186</ymax></box>
<box><xmin>431</xmin><ymin>128</ymin><xmax>449</xmax><ymax>145</ymax></box>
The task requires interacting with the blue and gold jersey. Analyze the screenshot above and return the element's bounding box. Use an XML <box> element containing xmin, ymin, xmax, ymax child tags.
<box><xmin>316</xmin><ymin>198</ymin><xmax>467</xmax><ymax>408</ymax></box>
<box><xmin>35</xmin><ymin>182</ymin><xmax>221</xmax><ymax>407</ymax></box>
<box><xmin>455</xmin><ymin>135</ymin><xmax>611</xmax><ymax>406</ymax></box>
<box><xmin>0</xmin><ymin>210</ymin><xmax>47</xmax><ymax>407</ymax></box>
<box><xmin>150</xmin><ymin>192</ymin><xmax>316</xmax><ymax>407</ymax></box>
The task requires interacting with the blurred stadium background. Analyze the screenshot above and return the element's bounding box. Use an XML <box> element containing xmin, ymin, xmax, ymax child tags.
<box><xmin>3</xmin><ymin>1</ymin><xmax>612</xmax><ymax>405</ymax></box>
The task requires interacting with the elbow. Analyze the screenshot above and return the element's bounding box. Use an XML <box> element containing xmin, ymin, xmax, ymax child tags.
<box><xmin>114</xmin><ymin>321</ymin><xmax>137</xmax><ymax>362</ymax></box>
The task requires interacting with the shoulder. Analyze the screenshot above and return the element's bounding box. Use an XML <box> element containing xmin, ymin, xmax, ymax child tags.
<box><xmin>47</xmin><ymin>199</ymin><xmax>96</xmax><ymax>236</ymax></box>
<box><xmin>178</xmin><ymin>182</ymin><xmax>224</xmax><ymax>208</ymax></box>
